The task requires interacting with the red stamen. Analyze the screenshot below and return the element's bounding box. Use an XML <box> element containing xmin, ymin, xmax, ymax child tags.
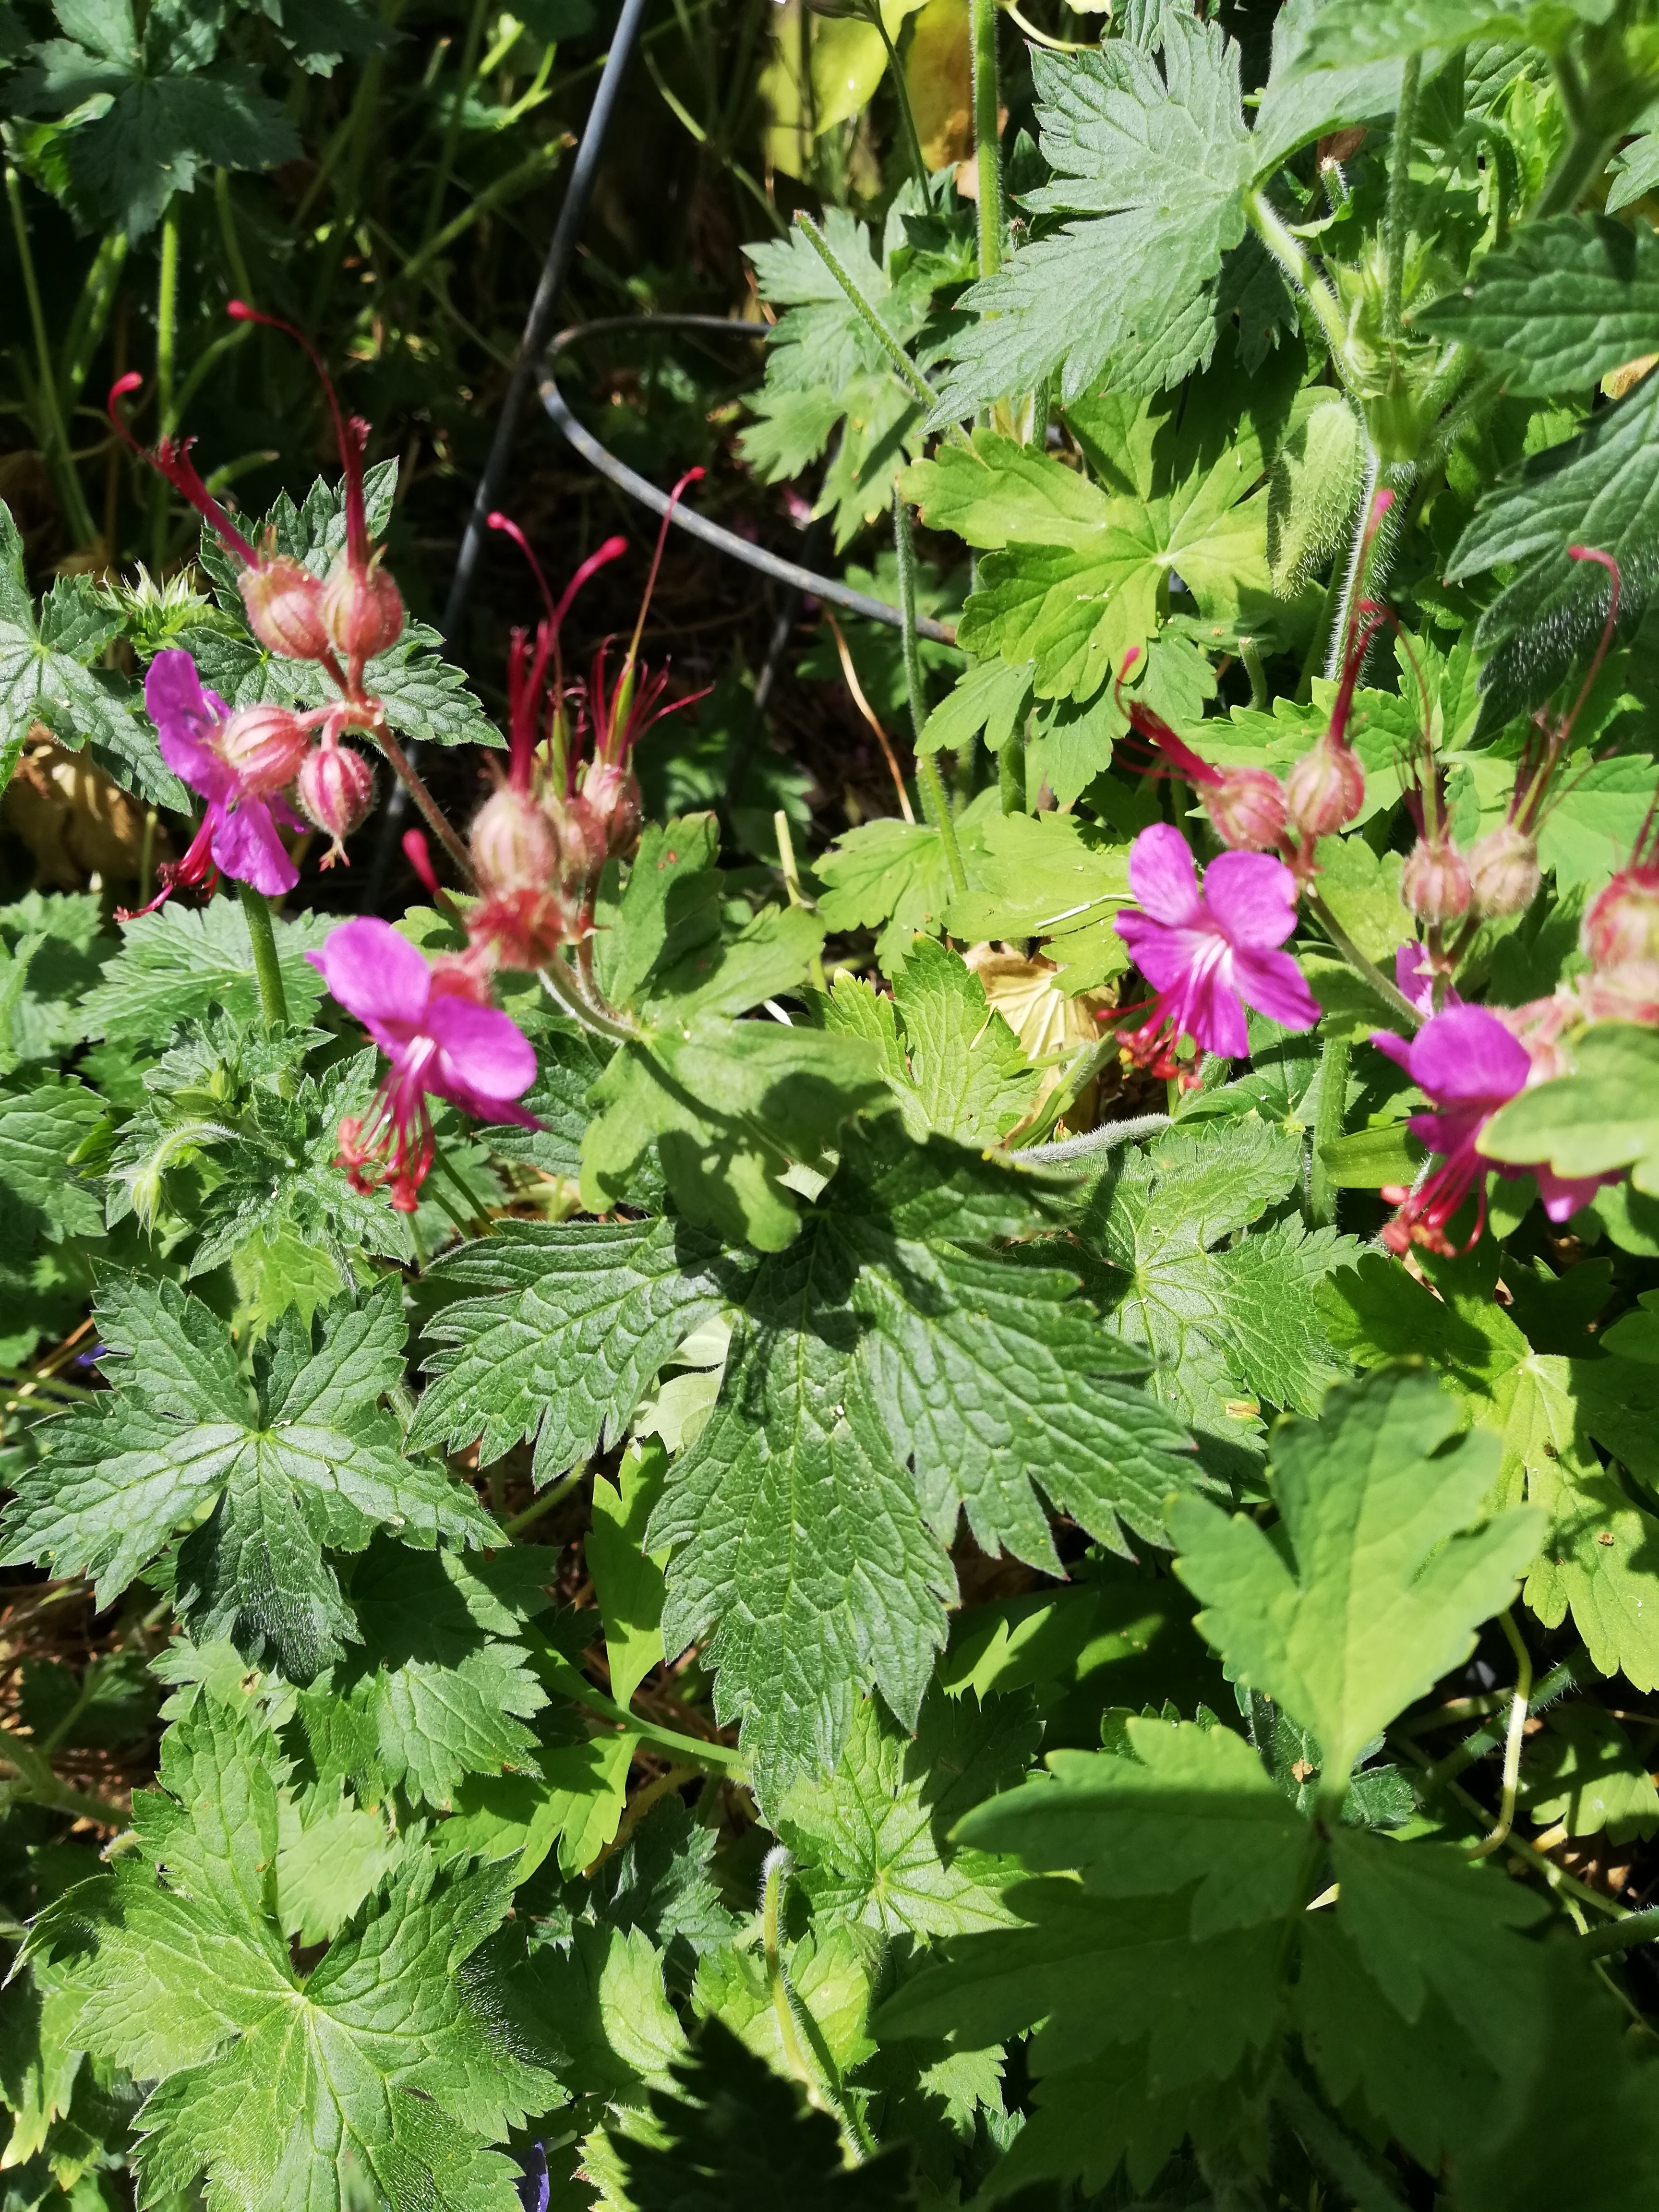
<box><xmin>624</xmin><ymin>467</ymin><xmax>704</xmax><ymax>673</ymax></box>
<box><xmin>227</xmin><ymin>301</ymin><xmax>369</xmax><ymax>565</ymax></box>
<box><xmin>402</xmin><ymin>829</ymin><xmax>442</xmax><ymax>899</ymax></box>
<box><xmin>108</xmin><ymin>375</ymin><xmax>258</xmax><ymax>565</ymax></box>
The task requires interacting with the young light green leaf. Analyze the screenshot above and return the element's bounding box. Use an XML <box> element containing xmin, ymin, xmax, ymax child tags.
<box><xmin>1168</xmin><ymin>1367</ymin><xmax>1541</xmax><ymax>1791</ymax></box>
<box><xmin>1481</xmin><ymin>1021</ymin><xmax>1659</xmax><ymax>1193</ymax></box>
<box><xmin>587</xmin><ymin>1441</ymin><xmax>671</xmax><ymax>1710</ymax></box>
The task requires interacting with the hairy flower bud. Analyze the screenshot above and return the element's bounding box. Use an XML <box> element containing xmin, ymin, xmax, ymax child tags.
<box><xmin>1401</xmin><ymin>836</ymin><xmax>1472</xmax><ymax>927</ymax></box>
<box><xmin>1465</xmin><ymin>822</ymin><xmax>1541</xmax><ymax>920</ymax></box>
<box><xmin>472</xmin><ymin>785</ymin><xmax>561</xmax><ymax>894</ymax></box>
<box><xmin>321</xmin><ymin>552</ymin><xmax>404</xmax><ymax>664</ymax></box>
<box><xmin>1201</xmin><ymin>767</ymin><xmax>1287</xmax><ymax>853</ymax></box>
<box><xmin>297</xmin><ymin>738</ymin><xmax>375</xmax><ymax>866</ymax></box>
<box><xmin>1284</xmin><ymin>735</ymin><xmax>1365</xmax><ymax>841</ymax></box>
<box><xmin>215</xmin><ymin>702</ymin><xmax>312</xmax><ymax>795</ymax></box>
<box><xmin>582</xmin><ymin>761</ymin><xmax>644</xmax><ymax>859</ymax></box>
<box><xmin>1583</xmin><ymin>866</ymin><xmax>1659</xmax><ymax>970</ymax></box>
<box><xmin>239</xmin><ymin>556</ymin><xmax>331</xmax><ymax>662</ymax></box>
<box><xmin>1578</xmin><ymin>957</ymin><xmax>1659</xmax><ymax>1027</ymax></box>
<box><xmin>553</xmin><ymin>793</ymin><xmax>608</xmax><ymax>896</ymax></box>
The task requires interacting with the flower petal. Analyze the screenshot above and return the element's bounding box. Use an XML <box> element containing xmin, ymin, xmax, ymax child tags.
<box><xmin>309</xmin><ymin>917</ymin><xmax>432</xmax><ymax>1033</ymax></box>
<box><xmin>145</xmin><ymin>649</ymin><xmax>231</xmax><ymax>798</ymax></box>
<box><xmin>1115</xmin><ymin>911</ymin><xmax>1214</xmax><ymax>991</ymax></box>
<box><xmin>1179</xmin><ymin>961</ymin><xmax>1249</xmax><ymax>1058</ymax></box>
<box><xmin>1407</xmin><ymin>1006</ymin><xmax>1530</xmax><ymax>1106</ymax></box>
<box><xmin>1369</xmin><ymin>1027</ymin><xmax>1413</xmax><ymax>1073</ymax></box>
<box><xmin>423</xmin><ymin>994</ymin><xmax>539</xmax><ymax>1118</ymax></box>
<box><xmin>1535</xmin><ymin>1166</ymin><xmax>1613</xmax><ymax>1222</ymax></box>
<box><xmin>210</xmin><ymin>797</ymin><xmax>298</xmax><ymax>897</ymax></box>
<box><xmin>1202</xmin><ymin>850</ymin><xmax>1299</xmax><ymax>951</ymax></box>
<box><xmin>1126</xmin><ymin>823</ymin><xmax>1203</xmax><ymax>926</ymax></box>
<box><xmin>1230</xmin><ymin>945</ymin><xmax>1319</xmax><ymax>1032</ymax></box>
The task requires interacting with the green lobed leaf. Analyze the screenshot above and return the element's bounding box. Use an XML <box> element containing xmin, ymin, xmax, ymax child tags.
<box><xmin>1417</xmin><ymin>213</ymin><xmax>1659</xmax><ymax>394</ymax></box>
<box><xmin>1169</xmin><ymin>1366</ymin><xmax>1541</xmax><ymax>1791</ymax></box>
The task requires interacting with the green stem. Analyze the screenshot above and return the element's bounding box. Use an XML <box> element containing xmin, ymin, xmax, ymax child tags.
<box><xmin>1247</xmin><ymin>189</ymin><xmax>1352</xmax><ymax>389</ymax></box>
<box><xmin>1382</xmin><ymin>51</ymin><xmax>1421</xmax><ymax>341</ymax></box>
<box><xmin>575</xmin><ymin>1679</ymin><xmax>745</xmax><ymax>1772</ymax></box>
<box><xmin>1417</xmin><ymin>1648</ymin><xmax>1592</xmax><ymax>1794</ymax></box>
<box><xmin>504</xmin><ymin>1460</ymin><xmax>588</xmax><ymax>1537</ymax></box>
<box><xmin>151</xmin><ymin>201</ymin><xmax>180</xmax><ymax>572</ymax></box>
<box><xmin>422</xmin><ymin>0</ymin><xmax>491</xmax><ymax>247</ymax></box>
<box><xmin>215</xmin><ymin>168</ymin><xmax>255</xmax><ymax>304</ymax></box>
<box><xmin>0</xmin><ymin>1731</ymin><xmax>127</xmax><ymax>1829</ymax></box>
<box><xmin>761</xmin><ymin>1848</ymin><xmax>815</xmax><ymax>2084</ymax></box>
<box><xmin>371</xmin><ymin>724</ymin><xmax>477</xmax><ymax>882</ymax></box>
<box><xmin>239</xmin><ymin>886</ymin><xmax>291</xmax><ymax>1029</ymax></box>
<box><xmin>58</xmin><ymin>230</ymin><xmax>129</xmax><ymax>428</ymax></box>
<box><xmin>6</xmin><ymin>167</ymin><xmax>98</xmax><ymax>549</ymax></box>
<box><xmin>1322</xmin><ymin>454</ymin><xmax>1412</xmax><ymax>684</ymax></box>
<box><xmin>871</xmin><ymin>4</ymin><xmax>927</xmax><ymax>186</ymax></box>
<box><xmin>1582</xmin><ymin>1906</ymin><xmax>1659</xmax><ymax>1959</ymax></box>
<box><xmin>537</xmin><ymin>960</ymin><xmax>640</xmax><ymax>1045</ymax></box>
<box><xmin>793</xmin><ymin>212</ymin><xmax>935</xmax><ymax>408</ymax></box>
<box><xmin>1307</xmin><ymin>1032</ymin><xmax>1350</xmax><ymax>1229</ymax></box>
<box><xmin>970</xmin><ymin>0</ymin><xmax>1003</xmax><ymax>278</ymax></box>
<box><xmin>390</xmin><ymin>140</ymin><xmax>565</xmax><ymax>299</ymax></box>
<box><xmin>1306</xmin><ymin>892</ymin><xmax>1423</xmax><ymax>1028</ymax></box>
<box><xmin>895</xmin><ymin>493</ymin><xmax>968</xmax><ymax>895</ymax></box>
<box><xmin>1275</xmin><ymin>2069</ymin><xmax>1411</xmax><ymax>2212</ymax></box>
<box><xmin>1239</xmin><ymin>634</ymin><xmax>1267</xmax><ymax>711</ymax></box>
<box><xmin>1532</xmin><ymin>56</ymin><xmax>1613</xmax><ymax>218</ymax></box>
<box><xmin>1467</xmin><ymin>1610</ymin><xmax>1532</xmax><ymax>1861</ymax></box>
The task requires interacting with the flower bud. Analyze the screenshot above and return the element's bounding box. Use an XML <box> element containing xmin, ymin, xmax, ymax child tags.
<box><xmin>1202</xmin><ymin>767</ymin><xmax>1287</xmax><ymax>853</ymax></box>
<box><xmin>239</xmin><ymin>556</ymin><xmax>331</xmax><ymax>661</ymax></box>
<box><xmin>1284</xmin><ymin>735</ymin><xmax>1365</xmax><ymax>840</ymax></box>
<box><xmin>1466</xmin><ymin>822</ymin><xmax>1542</xmax><ymax>920</ymax></box>
<box><xmin>1579</xmin><ymin>958</ymin><xmax>1659</xmax><ymax>1026</ymax></box>
<box><xmin>582</xmin><ymin>761</ymin><xmax>644</xmax><ymax>858</ymax></box>
<box><xmin>1582</xmin><ymin>866</ymin><xmax>1659</xmax><ymax>970</ymax></box>
<box><xmin>553</xmin><ymin>793</ymin><xmax>608</xmax><ymax>895</ymax></box>
<box><xmin>471</xmin><ymin>785</ymin><xmax>561</xmax><ymax>895</ymax></box>
<box><xmin>215</xmin><ymin>702</ymin><xmax>312</xmax><ymax>795</ymax></box>
<box><xmin>297</xmin><ymin>738</ymin><xmax>375</xmax><ymax>866</ymax></box>
<box><xmin>321</xmin><ymin>552</ymin><xmax>404</xmax><ymax>664</ymax></box>
<box><xmin>1401</xmin><ymin>836</ymin><xmax>1472</xmax><ymax>927</ymax></box>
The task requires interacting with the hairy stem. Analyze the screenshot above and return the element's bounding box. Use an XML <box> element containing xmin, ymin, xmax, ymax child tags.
<box><xmin>538</xmin><ymin>959</ymin><xmax>640</xmax><ymax>1045</ymax></box>
<box><xmin>1467</xmin><ymin>1611</ymin><xmax>1532</xmax><ymax>1860</ymax></box>
<box><xmin>1275</xmin><ymin>2069</ymin><xmax>1411</xmax><ymax>2212</ymax></box>
<box><xmin>1533</xmin><ymin>55</ymin><xmax>1613</xmax><ymax>219</ymax></box>
<box><xmin>895</xmin><ymin>493</ymin><xmax>968</xmax><ymax>895</ymax></box>
<box><xmin>1306</xmin><ymin>892</ymin><xmax>1423</xmax><ymax>1028</ymax></box>
<box><xmin>370</xmin><ymin>725</ymin><xmax>478</xmax><ymax>883</ymax></box>
<box><xmin>504</xmin><ymin>1460</ymin><xmax>588</xmax><ymax>1537</ymax></box>
<box><xmin>970</xmin><ymin>0</ymin><xmax>1003</xmax><ymax>278</ymax></box>
<box><xmin>152</xmin><ymin>200</ymin><xmax>180</xmax><ymax>572</ymax></box>
<box><xmin>794</xmin><ymin>212</ymin><xmax>935</xmax><ymax>408</ymax></box>
<box><xmin>6</xmin><ymin>167</ymin><xmax>98</xmax><ymax>549</ymax></box>
<box><xmin>239</xmin><ymin>886</ymin><xmax>291</xmax><ymax>1028</ymax></box>
<box><xmin>1382</xmin><ymin>51</ymin><xmax>1421</xmax><ymax>340</ymax></box>
<box><xmin>1247</xmin><ymin>190</ymin><xmax>1352</xmax><ymax>388</ymax></box>
<box><xmin>872</xmin><ymin>4</ymin><xmax>927</xmax><ymax>186</ymax></box>
<box><xmin>1307</xmin><ymin>1033</ymin><xmax>1350</xmax><ymax>1229</ymax></box>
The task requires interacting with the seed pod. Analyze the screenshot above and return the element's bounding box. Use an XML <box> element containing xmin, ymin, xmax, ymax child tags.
<box><xmin>1400</xmin><ymin>835</ymin><xmax>1472</xmax><ymax>926</ymax></box>
<box><xmin>1202</xmin><ymin>767</ymin><xmax>1288</xmax><ymax>853</ymax></box>
<box><xmin>582</xmin><ymin>761</ymin><xmax>644</xmax><ymax>858</ymax></box>
<box><xmin>471</xmin><ymin>785</ymin><xmax>561</xmax><ymax>894</ymax></box>
<box><xmin>1284</xmin><ymin>734</ymin><xmax>1365</xmax><ymax>840</ymax></box>
<box><xmin>239</xmin><ymin>556</ymin><xmax>332</xmax><ymax>661</ymax></box>
<box><xmin>1466</xmin><ymin>822</ymin><xmax>1542</xmax><ymax>920</ymax></box>
<box><xmin>321</xmin><ymin>552</ymin><xmax>404</xmax><ymax>664</ymax></box>
<box><xmin>553</xmin><ymin>792</ymin><xmax>608</xmax><ymax>896</ymax></box>
<box><xmin>1582</xmin><ymin>866</ymin><xmax>1659</xmax><ymax>969</ymax></box>
<box><xmin>298</xmin><ymin>739</ymin><xmax>375</xmax><ymax>865</ymax></box>
<box><xmin>215</xmin><ymin>702</ymin><xmax>312</xmax><ymax>795</ymax></box>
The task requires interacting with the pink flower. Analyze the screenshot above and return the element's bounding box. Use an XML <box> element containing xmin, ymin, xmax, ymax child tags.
<box><xmin>307</xmin><ymin>918</ymin><xmax>540</xmax><ymax>1212</ymax></box>
<box><xmin>1111</xmin><ymin>824</ymin><xmax>1319</xmax><ymax>1079</ymax></box>
<box><xmin>1370</xmin><ymin>1005</ymin><xmax>1611</xmax><ymax>1253</ymax></box>
<box><xmin>139</xmin><ymin>649</ymin><xmax>302</xmax><ymax>902</ymax></box>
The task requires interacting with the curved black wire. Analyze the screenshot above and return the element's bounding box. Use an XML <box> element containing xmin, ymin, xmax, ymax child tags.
<box><xmin>539</xmin><ymin>316</ymin><xmax>958</xmax><ymax>645</ymax></box>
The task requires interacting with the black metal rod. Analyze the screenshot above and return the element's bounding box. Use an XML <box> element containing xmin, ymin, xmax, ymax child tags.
<box><xmin>440</xmin><ymin>0</ymin><xmax>652</xmax><ymax>649</ymax></box>
<box><xmin>539</xmin><ymin>317</ymin><xmax>957</xmax><ymax>644</ymax></box>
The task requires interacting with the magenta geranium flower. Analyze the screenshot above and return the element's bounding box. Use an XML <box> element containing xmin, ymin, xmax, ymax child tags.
<box><xmin>308</xmin><ymin>918</ymin><xmax>539</xmax><ymax>1213</ymax></box>
<box><xmin>1111</xmin><ymin>823</ymin><xmax>1318</xmax><ymax>1080</ymax></box>
<box><xmin>141</xmin><ymin>649</ymin><xmax>301</xmax><ymax>902</ymax></box>
<box><xmin>1370</xmin><ymin>1004</ymin><xmax>1610</xmax><ymax>1254</ymax></box>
